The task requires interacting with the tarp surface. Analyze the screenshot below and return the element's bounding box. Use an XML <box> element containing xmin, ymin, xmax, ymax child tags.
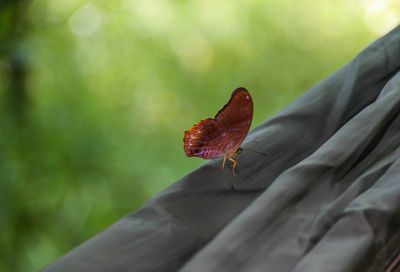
<box><xmin>43</xmin><ymin>26</ymin><xmax>400</xmax><ymax>272</ymax></box>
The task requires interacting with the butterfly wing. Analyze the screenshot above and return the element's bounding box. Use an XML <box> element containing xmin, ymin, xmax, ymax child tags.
<box><xmin>183</xmin><ymin>118</ymin><xmax>231</xmax><ymax>159</ymax></box>
<box><xmin>183</xmin><ymin>87</ymin><xmax>253</xmax><ymax>159</ymax></box>
<box><xmin>214</xmin><ymin>87</ymin><xmax>253</xmax><ymax>153</ymax></box>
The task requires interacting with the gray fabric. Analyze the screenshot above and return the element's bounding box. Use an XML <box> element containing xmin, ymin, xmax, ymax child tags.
<box><xmin>42</xmin><ymin>25</ymin><xmax>400</xmax><ymax>272</ymax></box>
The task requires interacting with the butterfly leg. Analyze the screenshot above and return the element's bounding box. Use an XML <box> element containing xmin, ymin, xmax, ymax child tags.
<box><xmin>229</xmin><ymin>158</ymin><xmax>237</xmax><ymax>178</ymax></box>
<box><xmin>222</xmin><ymin>155</ymin><xmax>227</xmax><ymax>171</ymax></box>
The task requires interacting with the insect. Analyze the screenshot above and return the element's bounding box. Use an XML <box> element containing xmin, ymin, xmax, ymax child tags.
<box><xmin>183</xmin><ymin>87</ymin><xmax>253</xmax><ymax>177</ymax></box>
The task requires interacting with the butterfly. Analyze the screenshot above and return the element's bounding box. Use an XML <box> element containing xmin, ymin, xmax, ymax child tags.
<box><xmin>183</xmin><ymin>87</ymin><xmax>253</xmax><ymax>177</ymax></box>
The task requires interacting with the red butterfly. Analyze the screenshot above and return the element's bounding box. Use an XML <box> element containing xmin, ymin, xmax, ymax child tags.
<box><xmin>183</xmin><ymin>87</ymin><xmax>253</xmax><ymax>177</ymax></box>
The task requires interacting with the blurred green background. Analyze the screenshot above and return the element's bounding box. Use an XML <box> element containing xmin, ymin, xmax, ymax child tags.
<box><xmin>0</xmin><ymin>0</ymin><xmax>398</xmax><ymax>271</ymax></box>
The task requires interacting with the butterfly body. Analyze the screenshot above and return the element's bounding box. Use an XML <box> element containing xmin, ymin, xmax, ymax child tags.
<box><xmin>183</xmin><ymin>87</ymin><xmax>253</xmax><ymax>177</ymax></box>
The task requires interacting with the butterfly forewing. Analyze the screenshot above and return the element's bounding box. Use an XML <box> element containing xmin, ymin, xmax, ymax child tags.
<box><xmin>215</xmin><ymin>88</ymin><xmax>253</xmax><ymax>152</ymax></box>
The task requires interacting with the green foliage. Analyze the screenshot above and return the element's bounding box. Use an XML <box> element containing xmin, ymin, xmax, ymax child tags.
<box><xmin>0</xmin><ymin>0</ymin><xmax>398</xmax><ymax>271</ymax></box>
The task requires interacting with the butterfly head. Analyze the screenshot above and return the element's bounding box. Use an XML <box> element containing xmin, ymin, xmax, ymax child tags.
<box><xmin>235</xmin><ymin>147</ymin><xmax>243</xmax><ymax>155</ymax></box>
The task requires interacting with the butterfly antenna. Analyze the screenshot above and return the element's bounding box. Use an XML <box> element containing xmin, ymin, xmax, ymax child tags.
<box><xmin>241</xmin><ymin>147</ymin><xmax>267</xmax><ymax>156</ymax></box>
<box><xmin>241</xmin><ymin>137</ymin><xmax>267</xmax><ymax>156</ymax></box>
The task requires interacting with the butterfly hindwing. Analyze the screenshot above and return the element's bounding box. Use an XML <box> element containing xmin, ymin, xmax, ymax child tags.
<box><xmin>183</xmin><ymin>118</ymin><xmax>229</xmax><ymax>159</ymax></box>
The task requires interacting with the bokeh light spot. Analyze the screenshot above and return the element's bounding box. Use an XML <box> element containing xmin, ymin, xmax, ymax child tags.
<box><xmin>126</xmin><ymin>0</ymin><xmax>173</xmax><ymax>34</ymax></box>
<box><xmin>359</xmin><ymin>0</ymin><xmax>400</xmax><ymax>35</ymax></box>
<box><xmin>68</xmin><ymin>4</ymin><xmax>102</xmax><ymax>37</ymax></box>
<box><xmin>171</xmin><ymin>33</ymin><xmax>214</xmax><ymax>74</ymax></box>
